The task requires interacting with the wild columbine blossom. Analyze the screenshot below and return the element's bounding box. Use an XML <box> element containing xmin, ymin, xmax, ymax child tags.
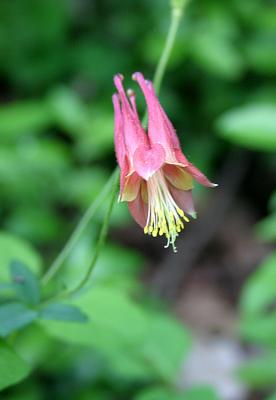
<box><xmin>113</xmin><ymin>72</ymin><xmax>216</xmax><ymax>252</ymax></box>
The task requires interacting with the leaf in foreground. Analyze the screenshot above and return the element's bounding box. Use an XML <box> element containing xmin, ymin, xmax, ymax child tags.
<box><xmin>0</xmin><ymin>340</ymin><xmax>30</xmax><ymax>390</ymax></box>
<box><xmin>10</xmin><ymin>260</ymin><xmax>41</xmax><ymax>305</ymax></box>
<box><xmin>39</xmin><ymin>303</ymin><xmax>88</xmax><ymax>323</ymax></box>
<box><xmin>0</xmin><ymin>302</ymin><xmax>38</xmax><ymax>337</ymax></box>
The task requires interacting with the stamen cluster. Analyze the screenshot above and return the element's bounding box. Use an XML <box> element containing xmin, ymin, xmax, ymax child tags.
<box><xmin>143</xmin><ymin>171</ymin><xmax>189</xmax><ymax>252</ymax></box>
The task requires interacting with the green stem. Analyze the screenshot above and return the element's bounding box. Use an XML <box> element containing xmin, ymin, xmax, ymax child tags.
<box><xmin>153</xmin><ymin>6</ymin><xmax>184</xmax><ymax>95</ymax></box>
<box><xmin>41</xmin><ymin>0</ymin><xmax>185</xmax><ymax>292</ymax></box>
<box><xmin>72</xmin><ymin>5</ymin><xmax>185</xmax><ymax>292</ymax></box>
<box><xmin>41</xmin><ymin>169</ymin><xmax>118</xmax><ymax>286</ymax></box>
<box><xmin>70</xmin><ymin>169</ymin><xmax>119</xmax><ymax>294</ymax></box>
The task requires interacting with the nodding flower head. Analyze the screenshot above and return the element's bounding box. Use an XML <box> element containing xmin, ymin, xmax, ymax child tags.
<box><xmin>112</xmin><ymin>72</ymin><xmax>217</xmax><ymax>252</ymax></box>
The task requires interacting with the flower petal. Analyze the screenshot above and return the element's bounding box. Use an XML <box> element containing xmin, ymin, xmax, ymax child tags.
<box><xmin>174</xmin><ymin>148</ymin><xmax>217</xmax><ymax>188</ymax></box>
<box><xmin>163</xmin><ymin>164</ymin><xmax>194</xmax><ymax>191</ymax></box>
<box><xmin>114</xmin><ymin>74</ymin><xmax>149</xmax><ymax>163</ymax></box>
<box><xmin>141</xmin><ymin>180</ymin><xmax>148</xmax><ymax>203</ymax></box>
<box><xmin>146</xmin><ymin>79</ymin><xmax>182</xmax><ymax>149</ymax></box>
<box><xmin>128</xmin><ymin>190</ymin><xmax>148</xmax><ymax>228</ymax></box>
<box><xmin>120</xmin><ymin>172</ymin><xmax>141</xmax><ymax>202</ymax></box>
<box><xmin>133</xmin><ymin>143</ymin><xmax>165</xmax><ymax>180</ymax></box>
<box><xmin>132</xmin><ymin>72</ymin><xmax>176</xmax><ymax>162</ymax></box>
<box><xmin>112</xmin><ymin>94</ymin><xmax>126</xmax><ymax>170</ymax></box>
<box><xmin>168</xmin><ymin>184</ymin><xmax>196</xmax><ymax>218</ymax></box>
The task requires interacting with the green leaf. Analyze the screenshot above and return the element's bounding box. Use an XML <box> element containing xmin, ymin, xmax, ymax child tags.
<box><xmin>240</xmin><ymin>252</ymin><xmax>276</xmax><ymax>316</ymax></box>
<box><xmin>140</xmin><ymin>314</ymin><xmax>191</xmax><ymax>381</ymax></box>
<box><xmin>10</xmin><ymin>260</ymin><xmax>40</xmax><ymax>305</ymax></box>
<box><xmin>0</xmin><ymin>283</ymin><xmax>14</xmax><ymax>292</ymax></box>
<box><xmin>182</xmin><ymin>386</ymin><xmax>219</xmax><ymax>400</ymax></box>
<box><xmin>192</xmin><ymin>32</ymin><xmax>244</xmax><ymax>80</ymax></box>
<box><xmin>240</xmin><ymin>314</ymin><xmax>276</xmax><ymax>346</ymax></box>
<box><xmin>0</xmin><ymin>101</ymin><xmax>51</xmax><ymax>142</ymax></box>
<box><xmin>255</xmin><ymin>214</ymin><xmax>276</xmax><ymax>242</ymax></box>
<box><xmin>266</xmin><ymin>394</ymin><xmax>276</xmax><ymax>400</ymax></box>
<box><xmin>12</xmin><ymin>325</ymin><xmax>58</xmax><ymax>369</ymax></box>
<box><xmin>135</xmin><ymin>386</ymin><xmax>218</xmax><ymax>400</ymax></box>
<box><xmin>0</xmin><ymin>303</ymin><xmax>38</xmax><ymax>337</ymax></box>
<box><xmin>39</xmin><ymin>303</ymin><xmax>88</xmax><ymax>323</ymax></box>
<box><xmin>42</xmin><ymin>287</ymin><xmax>190</xmax><ymax>381</ymax></box>
<box><xmin>246</xmin><ymin>33</ymin><xmax>276</xmax><ymax>75</ymax></box>
<box><xmin>47</xmin><ymin>86</ymin><xmax>89</xmax><ymax>136</ymax></box>
<box><xmin>216</xmin><ymin>104</ymin><xmax>276</xmax><ymax>151</ymax></box>
<box><xmin>135</xmin><ymin>386</ymin><xmax>184</xmax><ymax>400</ymax></box>
<box><xmin>238</xmin><ymin>354</ymin><xmax>276</xmax><ymax>388</ymax></box>
<box><xmin>0</xmin><ymin>232</ymin><xmax>42</xmax><ymax>282</ymax></box>
<box><xmin>75</xmin><ymin>107</ymin><xmax>114</xmax><ymax>161</ymax></box>
<box><xmin>0</xmin><ymin>340</ymin><xmax>30</xmax><ymax>390</ymax></box>
<box><xmin>59</xmin><ymin>238</ymin><xmax>143</xmax><ymax>292</ymax></box>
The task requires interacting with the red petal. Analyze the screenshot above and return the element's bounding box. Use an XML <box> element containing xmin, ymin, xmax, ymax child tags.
<box><xmin>185</xmin><ymin>164</ymin><xmax>217</xmax><ymax>188</ymax></box>
<box><xmin>163</xmin><ymin>163</ymin><xmax>193</xmax><ymax>191</ymax></box>
<box><xmin>132</xmin><ymin>72</ymin><xmax>176</xmax><ymax>161</ymax></box>
<box><xmin>114</xmin><ymin>74</ymin><xmax>149</xmax><ymax>162</ymax></box>
<box><xmin>133</xmin><ymin>143</ymin><xmax>165</xmax><ymax>180</ymax></box>
<box><xmin>112</xmin><ymin>94</ymin><xmax>126</xmax><ymax>169</ymax></box>
<box><xmin>128</xmin><ymin>190</ymin><xmax>148</xmax><ymax>228</ymax></box>
<box><xmin>174</xmin><ymin>149</ymin><xmax>217</xmax><ymax>188</ymax></box>
<box><xmin>120</xmin><ymin>172</ymin><xmax>141</xmax><ymax>202</ymax></box>
<box><xmin>168</xmin><ymin>184</ymin><xmax>196</xmax><ymax>218</ymax></box>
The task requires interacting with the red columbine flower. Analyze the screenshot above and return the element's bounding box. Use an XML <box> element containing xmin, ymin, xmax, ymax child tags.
<box><xmin>113</xmin><ymin>72</ymin><xmax>216</xmax><ymax>252</ymax></box>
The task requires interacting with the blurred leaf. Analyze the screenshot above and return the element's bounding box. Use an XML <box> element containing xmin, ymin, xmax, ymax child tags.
<box><xmin>92</xmin><ymin>243</ymin><xmax>143</xmax><ymax>283</ymax></box>
<box><xmin>0</xmin><ymin>0</ymin><xmax>69</xmax><ymax>90</ymax></box>
<box><xmin>63</xmin><ymin>167</ymin><xmax>110</xmax><ymax>209</ymax></box>
<box><xmin>2</xmin><ymin>382</ymin><xmax>43</xmax><ymax>400</ymax></box>
<box><xmin>59</xmin><ymin>237</ymin><xmax>143</xmax><ymax>292</ymax></box>
<box><xmin>39</xmin><ymin>303</ymin><xmax>88</xmax><ymax>323</ymax></box>
<box><xmin>0</xmin><ymin>140</ymin><xmax>71</xmax><ymax>206</ymax></box>
<box><xmin>48</xmin><ymin>86</ymin><xmax>89</xmax><ymax>136</ymax></box>
<box><xmin>266</xmin><ymin>394</ymin><xmax>276</xmax><ymax>400</ymax></box>
<box><xmin>0</xmin><ymin>283</ymin><xmax>14</xmax><ymax>292</ymax></box>
<box><xmin>75</xmin><ymin>107</ymin><xmax>114</xmax><ymax>161</ymax></box>
<box><xmin>135</xmin><ymin>386</ymin><xmax>184</xmax><ymax>400</ymax></box>
<box><xmin>245</xmin><ymin>33</ymin><xmax>276</xmax><ymax>75</ymax></box>
<box><xmin>181</xmin><ymin>387</ymin><xmax>219</xmax><ymax>400</ymax></box>
<box><xmin>10</xmin><ymin>260</ymin><xmax>40</xmax><ymax>305</ymax></box>
<box><xmin>0</xmin><ymin>303</ymin><xmax>38</xmax><ymax>337</ymax></box>
<box><xmin>238</xmin><ymin>354</ymin><xmax>276</xmax><ymax>388</ymax></box>
<box><xmin>240</xmin><ymin>252</ymin><xmax>276</xmax><ymax>317</ymax></box>
<box><xmin>6</xmin><ymin>206</ymin><xmax>64</xmax><ymax>244</ymax></box>
<box><xmin>135</xmin><ymin>385</ymin><xmax>218</xmax><ymax>400</ymax></box>
<box><xmin>13</xmin><ymin>325</ymin><xmax>58</xmax><ymax>369</ymax></box>
<box><xmin>0</xmin><ymin>232</ymin><xmax>42</xmax><ymax>281</ymax></box>
<box><xmin>0</xmin><ymin>340</ymin><xmax>30</xmax><ymax>390</ymax></box>
<box><xmin>0</xmin><ymin>101</ymin><xmax>51</xmax><ymax>142</ymax></box>
<box><xmin>191</xmin><ymin>32</ymin><xmax>244</xmax><ymax>79</ymax></box>
<box><xmin>140</xmin><ymin>314</ymin><xmax>191</xmax><ymax>381</ymax></box>
<box><xmin>240</xmin><ymin>314</ymin><xmax>276</xmax><ymax>347</ymax></box>
<box><xmin>216</xmin><ymin>104</ymin><xmax>276</xmax><ymax>151</ymax></box>
<box><xmin>42</xmin><ymin>287</ymin><xmax>190</xmax><ymax>381</ymax></box>
<box><xmin>255</xmin><ymin>213</ymin><xmax>276</xmax><ymax>242</ymax></box>
<box><xmin>72</xmin><ymin>40</ymin><xmax>129</xmax><ymax>85</ymax></box>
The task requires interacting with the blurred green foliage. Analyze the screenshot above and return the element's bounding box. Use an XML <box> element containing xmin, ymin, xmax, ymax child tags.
<box><xmin>0</xmin><ymin>0</ymin><xmax>275</xmax><ymax>398</ymax></box>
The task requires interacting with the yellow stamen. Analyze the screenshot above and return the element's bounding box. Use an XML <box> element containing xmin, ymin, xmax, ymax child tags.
<box><xmin>142</xmin><ymin>170</ymin><xmax>190</xmax><ymax>252</ymax></box>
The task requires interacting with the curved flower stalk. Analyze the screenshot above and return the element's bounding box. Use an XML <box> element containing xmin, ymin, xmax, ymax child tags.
<box><xmin>113</xmin><ymin>73</ymin><xmax>216</xmax><ymax>252</ymax></box>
